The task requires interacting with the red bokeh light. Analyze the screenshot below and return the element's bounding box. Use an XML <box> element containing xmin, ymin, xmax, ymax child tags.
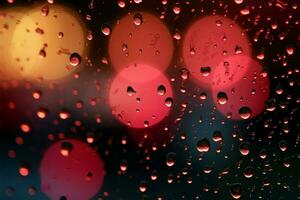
<box><xmin>108</xmin><ymin>12</ymin><xmax>174</xmax><ymax>71</ymax></box>
<box><xmin>182</xmin><ymin>15</ymin><xmax>251</xmax><ymax>88</ymax></box>
<box><xmin>108</xmin><ymin>63</ymin><xmax>173</xmax><ymax>128</ymax></box>
<box><xmin>40</xmin><ymin>139</ymin><xmax>105</xmax><ymax>200</ymax></box>
<box><xmin>211</xmin><ymin>55</ymin><xmax>270</xmax><ymax>120</ymax></box>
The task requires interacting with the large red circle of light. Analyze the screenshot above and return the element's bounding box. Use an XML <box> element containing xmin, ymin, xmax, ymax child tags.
<box><xmin>40</xmin><ymin>139</ymin><xmax>105</xmax><ymax>200</ymax></box>
<box><xmin>211</xmin><ymin>55</ymin><xmax>270</xmax><ymax>120</ymax></box>
<box><xmin>108</xmin><ymin>12</ymin><xmax>174</xmax><ymax>71</ymax></box>
<box><xmin>109</xmin><ymin>63</ymin><xmax>173</xmax><ymax>128</ymax></box>
<box><xmin>182</xmin><ymin>15</ymin><xmax>251</xmax><ymax>87</ymax></box>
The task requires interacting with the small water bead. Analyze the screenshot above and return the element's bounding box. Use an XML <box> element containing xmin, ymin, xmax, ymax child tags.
<box><xmin>165</xmin><ymin>97</ymin><xmax>173</xmax><ymax>107</ymax></box>
<box><xmin>59</xmin><ymin>111</ymin><xmax>70</xmax><ymax>119</ymax></box>
<box><xmin>20</xmin><ymin>123</ymin><xmax>31</xmax><ymax>133</ymax></box>
<box><xmin>200</xmin><ymin>66</ymin><xmax>211</xmax><ymax>76</ymax></box>
<box><xmin>285</xmin><ymin>45</ymin><xmax>294</xmax><ymax>55</ymax></box>
<box><xmin>19</xmin><ymin>164</ymin><xmax>30</xmax><ymax>176</ymax></box>
<box><xmin>239</xmin><ymin>141</ymin><xmax>250</xmax><ymax>155</ymax></box>
<box><xmin>139</xmin><ymin>181</ymin><xmax>147</xmax><ymax>193</ymax></box>
<box><xmin>166</xmin><ymin>152</ymin><xmax>176</xmax><ymax>167</ymax></box>
<box><xmin>235</xmin><ymin>46</ymin><xmax>243</xmax><ymax>54</ymax></box>
<box><xmin>234</xmin><ymin>0</ymin><xmax>243</xmax><ymax>4</ymax></box>
<box><xmin>157</xmin><ymin>85</ymin><xmax>166</xmax><ymax>96</ymax></box>
<box><xmin>229</xmin><ymin>183</ymin><xmax>242</xmax><ymax>199</ymax></box>
<box><xmin>60</xmin><ymin>141</ymin><xmax>73</xmax><ymax>157</ymax></box>
<box><xmin>58</xmin><ymin>31</ymin><xmax>64</xmax><ymax>38</ymax></box>
<box><xmin>243</xmin><ymin>166</ymin><xmax>254</xmax><ymax>178</ymax></box>
<box><xmin>41</xmin><ymin>5</ymin><xmax>49</xmax><ymax>16</ymax></box>
<box><xmin>69</xmin><ymin>53</ymin><xmax>81</xmax><ymax>67</ymax></box>
<box><xmin>37</xmin><ymin>108</ymin><xmax>48</xmax><ymax>119</ymax></box>
<box><xmin>133</xmin><ymin>13</ymin><xmax>143</xmax><ymax>26</ymax></box>
<box><xmin>39</xmin><ymin>49</ymin><xmax>46</xmax><ymax>58</ymax></box>
<box><xmin>101</xmin><ymin>24</ymin><xmax>111</xmax><ymax>36</ymax></box>
<box><xmin>216</xmin><ymin>20</ymin><xmax>222</xmax><ymax>27</ymax></box>
<box><xmin>240</xmin><ymin>7</ymin><xmax>250</xmax><ymax>15</ymax></box>
<box><xmin>180</xmin><ymin>68</ymin><xmax>190</xmax><ymax>80</ymax></box>
<box><xmin>120</xmin><ymin>160</ymin><xmax>128</xmax><ymax>172</ymax></box>
<box><xmin>217</xmin><ymin>92</ymin><xmax>228</xmax><ymax>105</ymax></box>
<box><xmin>117</xmin><ymin>0</ymin><xmax>126</xmax><ymax>8</ymax></box>
<box><xmin>151</xmin><ymin>170</ymin><xmax>158</xmax><ymax>181</ymax></box>
<box><xmin>126</xmin><ymin>86</ymin><xmax>136</xmax><ymax>96</ymax></box>
<box><xmin>197</xmin><ymin>138</ymin><xmax>210</xmax><ymax>153</ymax></box>
<box><xmin>238</xmin><ymin>106</ymin><xmax>252</xmax><ymax>119</ymax></box>
<box><xmin>32</xmin><ymin>90</ymin><xmax>42</xmax><ymax>99</ymax></box>
<box><xmin>212</xmin><ymin>131</ymin><xmax>223</xmax><ymax>142</ymax></box>
<box><xmin>283</xmin><ymin>157</ymin><xmax>291</xmax><ymax>168</ymax></box>
<box><xmin>259</xmin><ymin>149</ymin><xmax>267</xmax><ymax>159</ymax></box>
<box><xmin>279</xmin><ymin>140</ymin><xmax>288</xmax><ymax>152</ymax></box>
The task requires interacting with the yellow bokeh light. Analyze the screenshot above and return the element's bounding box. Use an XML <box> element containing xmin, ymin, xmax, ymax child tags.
<box><xmin>1</xmin><ymin>3</ymin><xmax>87</xmax><ymax>81</ymax></box>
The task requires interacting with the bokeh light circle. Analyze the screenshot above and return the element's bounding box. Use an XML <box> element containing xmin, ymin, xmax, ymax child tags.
<box><xmin>108</xmin><ymin>12</ymin><xmax>174</xmax><ymax>71</ymax></box>
<box><xmin>182</xmin><ymin>15</ymin><xmax>251</xmax><ymax>87</ymax></box>
<box><xmin>40</xmin><ymin>139</ymin><xmax>105</xmax><ymax>200</ymax></box>
<box><xmin>211</xmin><ymin>55</ymin><xmax>270</xmax><ymax>120</ymax></box>
<box><xmin>108</xmin><ymin>63</ymin><xmax>173</xmax><ymax>128</ymax></box>
<box><xmin>8</xmin><ymin>4</ymin><xmax>86</xmax><ymax>81</ymax></box>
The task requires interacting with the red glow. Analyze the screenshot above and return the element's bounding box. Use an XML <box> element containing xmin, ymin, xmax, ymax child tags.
<box><xmin>182</xmin><ymin>15</ymin><xmax>251</xmax><ymax>87</ymax></box>
<box><xmin>109</xmin><ymin>12</ymin><xmax>174</xmax><ymax>71</ymax></box>
<box><xmin>211</xmin><ymin>55</ymin><xmax>270</xmax><ymax>120</ymax></box>
<box><xmin>40</xmin><ymin>139</ymin><xmax>105</xmax><ymax>200</ymax></box>
<box><xmin>109</xmin><ymin>63</ymin><xmax>173</xmax><ymax>128</ymax></box>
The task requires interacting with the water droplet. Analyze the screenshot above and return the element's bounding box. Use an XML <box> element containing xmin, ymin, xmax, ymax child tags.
<box><xmin>157</xmin><ymin>85</ymin><xmax>166</xmax><ymax>96</ymax></box>
<box><xmin>139</xmin><ymin>181</ymin><xmax>147</xmax><ymax>193</ymax></box>
<box><xmin>60</xmin><ymin>141</ymin><xmax>73</xmax><ymax>157</ymax></box>
<box><xmin>120</xmin><ymin>160</ymin><xmax>128</xmax><ymax>172</ymax></box>
<box><xmin>229</xmin><ymin>183</ymin><xmax>242</xmax><ymax>199</ymax></box>
<box><xmin>239</xmin><ymin>141</ymin><xmax>250</xmax><ymax>155</ymax></box>
<box><xmin>69</xmin><ymin>53</ymin><xmax>81</xmax><ymax>67</ymax></box>
<box><xmin>217</xmin><ymin>92</ymin><xmax>228</xmax><ymax>105</ymax></box>
<box><xmin>166</xmin><ymin>152</ymin><xmax>176</xmax><ymax>167</ymax></box>
<box><xmin>243</xmin><ymin>166</ymin><xmax>254</xmax><ymax>178</ymax></box>
<box><xmin>197</xmin><ymin>138</ymin><xmax>210</xmax><ymax>153</ymax></box>
<box><xmin>19</xmin><ymin>164</ymin><xmax>30</xmax><ymax>176</ymax></box>
<box><xmin>133</xmin><ymin>13</ymin><xmax>143</xmax><ymax>26</ymax></box>
<box><xmin>127</xmin><ymin>86</ymin><xmax>136</xmax><ymax>96</ymax></box>
<box><xmin>101</xmin><ymin>24</ymin><xmax>111</xmax><ymax>36</ymax></box>
<box><xmin>41</xmin><ymin>5</ymin><xmax>49</xmax><ymax>16</ymax></box>
<box><xmin>165</xmin><ymin>97</ymin><xmax>173</xmax><ymax>107</ymax></box>
<box><xmin>200</xmin><ymin>66</ymin><xmax>211</xmax><ymax>76</ymax></box>
<box><xmin>238</xmin><ymin>107</ymin><xmax>252</xmax><ymax>119</ymax></box>
<box><xmin>234</xmin><ymin>0</ymin><xmax>243</xmax><ymax>4</ymax></box>
<box><xmin>212</xmin><ymin>131</ymin><xmax>223</xmax><ymax>142</ymax></box>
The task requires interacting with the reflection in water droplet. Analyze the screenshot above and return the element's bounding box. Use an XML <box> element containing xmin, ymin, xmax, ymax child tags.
<box><xmin>238</xmin><ymin>107</ymin><xmax>252</xmax><ymax>119</ymax></box>
<box><xmin>200</xmin><ymin>66</ymin><xmax>211</xmax><ymax>76</ymax></box>
<box><xmin>197</xmin><ymin>138</ymin><xmax>210</xmax><ymax>153</ymax></box>
<box><xmin>126</xmin><ymin>86</ymin><xmax>136</xmax><ymax>96</ymax></box>
<box><xmin>157</xmin><ymin>85</ymin><xmax>166</xmax><ymax>96</ymax></box>
<box><xmin>166</xmin><ymin>152</ymin><xmax>176</xmax><ymax>167</ymax></box>
<box><xmin>165</xmin><ymin>97</ymin><xmax>173</xmax><ymax>107</ymax></box>
<box><xmin>133</xmin><ymin>13</ymin><xmax>143</xmax><ymax>26</ymax></box>
<box><xmin>230</xmin><ymin>183</ymin><xmax>242</xmax><ymax>199</ymax></box>
<box><xmin>217</xmin><ymin>92</ymin><xmax>228</xmax><ymax>105</ymax></box>
<box><xmin>69</xmin><ymin>53</ymin><xmax>81</xmax><ymax>67</ymax></box>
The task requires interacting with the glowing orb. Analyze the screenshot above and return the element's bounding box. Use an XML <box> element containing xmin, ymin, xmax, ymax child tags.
<box><xmin>211</xmin><ymin>55</ymin><xmax>270</xmax><ymax>120</ymax></box>
<box><xmin>40</xmin><ymin>139</ymin><xmax>105</xmax><ymax>200</ymax></box>
<box><xmin>0</xmin><ymin>8</ymin><xmax>24</xmax><ymax>80</ymax></box>
<box><xmin>109</xmin><ymin>12</ymin><xmax>174</xmax><ymax>71</ymax></box>
<box><xmin>7</xmin><ymin>4</ymin><xmax>86</xmax><ymax>81</ymax></box>
<box><xmin>182</xmin><ymin>15</ymin><xmax>251</xmax><ymax>87</ymax></box>
<box><xmin>109</xmin><ymin>63</ymin><xmax>173</xmax><ymax>128</ymax></box>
